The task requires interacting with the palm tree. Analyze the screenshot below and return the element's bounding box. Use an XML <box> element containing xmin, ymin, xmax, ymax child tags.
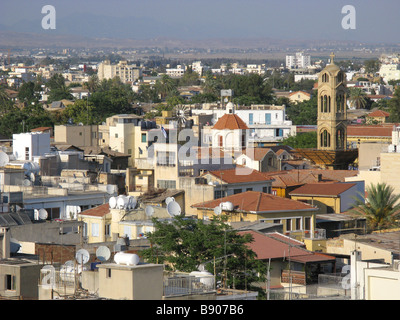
<box><xmin>155</xmin><ymin>74</ymin><xmax>176</xmax><ymax>100</ymax></box>
<box><xmin>348</xmin><ymin>87</ymin><xmax>367</xmax><ymax>109</ymax></box>
<box><xmin>350</xmin><ymin>183</ymin><xmax>400</xmax><ymax>233</ymax></box>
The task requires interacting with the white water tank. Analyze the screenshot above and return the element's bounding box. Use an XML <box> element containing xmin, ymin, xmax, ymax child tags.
<box><xmin>114</xmin><ymin>252</ymin><xmax>140</xmax><ymax>266</ymax></box>
<box><xmin>189</xmin><ymin>271</ymin><xmax>215</xmax><ymax>287</ymax></box>
<box><xmin>220</xmin><ymin>201</ymin><xmax>234</xmax><ymax>211</ymax></box>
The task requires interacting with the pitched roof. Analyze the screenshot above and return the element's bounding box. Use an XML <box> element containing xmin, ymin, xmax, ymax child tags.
<box><xmin>205</xmin><ymin>168</ymin><xmax>273</xmax><ymax>184</ymax></box>
<box><xmin>289</xmin><ymin>91</ymin><xmax>311</xmax><ymax>97</ymax></box>
<box><xmin>79</xmin><ymin>203</ymin><xmax>110</xmax><ymax>217</ymax></box>
<box><xmin>240</xmin><ymin>148</ymin><xmax>274</xmax><ymax>161</ymax></box>
<box><xmin>289</xmin><ymin>182</ymin><xmax>356</xmax><ymax>197</ymax></box>
<box><xmin>238</xmin><ymin>230</ymin><xmax>335</xmax><ymax>262</ymax></box>
<box><xmin>191</xmin><ymin>191</ymin><xmax>317</xmax><ymax>213</ymax></box>
<box><xmin>367</xmin><ymin>110</ymin><xmax>390</xmax><ymax>118</ymax></box>
<box><xmin>265</xmin><ymin>169</ymin><xmax>359</xmax><ymax>188</ymax></box>
<box><xmin>347</xmin><ymin>124</ymin><xmax>395</xmax><ymax>137</ymax></box>
<box><xmin>212</xmin><ymin>114</ymin><xmax>249</xmax><ymax>130</ymax></box>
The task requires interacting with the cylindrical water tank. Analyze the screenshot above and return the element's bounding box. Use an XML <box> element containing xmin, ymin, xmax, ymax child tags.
<box><xmin>220</xmin><ymin>201</ymin><xmax>234</xmax><ymax>211</ymax></box>
<box><xmin>189</xmin><ymin>271</ymin><xmax>215</xmax><ymax>287</ymax></box>
<box><xmin>114</xmin><ymin>252</ymin><xmax>140</xmax><ymax>266</ymax></box>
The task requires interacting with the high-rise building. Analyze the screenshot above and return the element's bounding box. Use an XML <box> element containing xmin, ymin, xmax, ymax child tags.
<box><xmin>286</xmin><ymin>52</ymin><xmax>311</xmax><ymax>69</ymax></box>
<box><xmin>97</xmin><ymin>60</ymin><xmax>142</xmax><ymax>84</ymax></box>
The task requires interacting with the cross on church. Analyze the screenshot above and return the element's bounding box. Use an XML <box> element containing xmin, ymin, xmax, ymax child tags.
<box><xmin>330</xmin><ymin>52</ymin><xmax>335</xmax><ymax>64</ymax></box>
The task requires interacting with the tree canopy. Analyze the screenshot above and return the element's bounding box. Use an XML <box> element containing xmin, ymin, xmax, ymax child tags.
<box><xmin>141</xmin><ymin>216</ymin><xmax>266</xmax><ymax>293</ymax></box>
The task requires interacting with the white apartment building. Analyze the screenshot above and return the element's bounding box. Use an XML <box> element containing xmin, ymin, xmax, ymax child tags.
<box><xmin>97</xmin><ymin>60</ymin><xmax>142</xmax><ymax>84</ymax></box>
<box><xmin>166</xmin><ymin>65</ymin><xmax>186</xmax><ymax>77</ymax></box>
<box><xmin>13</xmin><ymin>132</ymin><xmax>50</xmax><ymax>162</ymax></box>
<box><xmin>246</xmin><ymin>64</ymin><xmax>266</xmax><ymax>75</ymax></box>
<box><xmin>378</xmin><ymin>63</ymin><xmax>400</xmax><ymax>83</ymax></box>
<box><xmin>286</xmin><ymin>52</ymin><xmax>311</xmax><ymax>69</ymax></box>
<box><xmin>191</xmin><ymin>102</ymin><xmax>296</xmax><ymax>146</ymax></box>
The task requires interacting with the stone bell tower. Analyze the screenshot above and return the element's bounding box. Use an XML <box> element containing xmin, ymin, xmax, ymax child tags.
<box><xmin>317</xmin><ymin>52</ymin><xmax>348</xmax><ymax>151</ymax></box>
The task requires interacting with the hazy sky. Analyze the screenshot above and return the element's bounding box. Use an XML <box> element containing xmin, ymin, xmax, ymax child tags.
<box><xmin>0</xmin><ymin>0</ymin><xmax>399</xmax><ymax>43</ymax></box>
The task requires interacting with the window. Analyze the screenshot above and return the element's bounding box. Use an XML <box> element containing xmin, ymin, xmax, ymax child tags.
<box><xmin>156</xmin><ymin>151</ymin><xmax>176</xmax><ymax>166</ymax></box>
<box><xmin>157</xmin><ymin>180</ymin><xmax>176</xmax><ymax>189</ymax></box>
<box><xmin>128</xmin><ymin>149</ymin><xmax>132</xmax><ymax>154</ymax></box>
<box><xmin>265</xmin><ymin>113</ymin><xmax>271</xmax><ymax>125</ymax></box>
<box><xmin>5</xmin><ymin>274</ymin><xmax>16</xmax><ymax>291</ymax></box>
<box><xmin>105</xmin><ymin>224</ymin><xmax>111</xmax><ymax>237</ymax></box>
<box><xmin>91</xmin><ymin>223</ymin><xmax>99</xmax><ymax>237</ymax></box>
<box><xmin>106</xmin><ymin>268</ymin><xmax>112</xmax><ymax>278</ymax></box>
<box><xmin>286</xmin><ymin>219</ymin><xmax>292</xmax><ymax>231</ymax></box>
<box><xmin>273</xmin><ymin>219</ymin><xmax>281</xmax><ymax>224</ymax></box>
<box><xmin>304</xmin><ymin>217</ymin><xmax>311</xmax><ymax>231</ymax></box>
<box><xmin>25</xmin><ymin>147</ymin><xmax>29</xmax><ymax>160</ymax></box>
<box><xmin>79</xmin><ymin>132</ymin><xmax>82</xmax><ymax>136</ymax></box>
<box><xmin>246</xmin><ymin>188</ymin><xmax>253</xmax><ymax>191</ymax></box>
<box><xmin>233</xmin><ymin>188</ymin><xmax>242</xmax><ymax>194</ymax></box>
<box><xmin>141</xmin><ymin>133</ymin><xmax>146</xmax><ymax>142</ymax></box>
<box><xmin>214</xmin><ymin>190</ymin><xmax>225</xmax><ymax>199</ymax></box>
<box><xmin>115</xmin><ymin>133</ymin><xmax>118</xmax><ymax>138</ymax></box>
<box><xmin>218</xmin><ymin>135</ymin><xmax>223</xmax><ymax>147</ymax></box>
<box><xmin>124</xmin><ymin>226</ymin><xmax>132</xmax><ymax>239</ymax></box>
<box><xmin>295</xmin><ymin>218</ymin><xmax>301</xmax><ymax>230</ymax></box>
<box><xmin>249</xmin><ymin>113</ymin><xmax>253</xmax><ymax>125</ymax></box>
<box><xmin>275</xmin><ymin>129</ymin><xmax>283</xmax><ymax>137</ymax></box>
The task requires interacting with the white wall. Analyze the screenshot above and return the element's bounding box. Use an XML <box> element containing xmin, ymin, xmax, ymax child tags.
<box><xmin>13</xmin><ymin>132</ymin><xmax>50</xmax><ymax>161</ymax></box>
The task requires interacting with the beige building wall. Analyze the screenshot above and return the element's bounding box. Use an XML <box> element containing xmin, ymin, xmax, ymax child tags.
<box><xmin>98</xmin><ymin>263</ymin><xmax>163</xmax><ymax>300</ymax></box>
<box><xmin>54</xmin><ymin>125</ymin><xmax>99</xmax><ymax>147</ymax></box>
<box><xmin>179</xmin><ymin>177</ymin><xmax>214</xmax><ymax>216</ymax></box>
<box><xmin>365</xmin><ymin>268</ymin><xmax>400</xmax><ymax>300</ymax></box>
<box><xmin>379</xmin><ymin>152</ymin><xmax>400</xmax><ymax>196</ymax></box>
<box><xmin>358</xmin><ymin>142</ymin><xmax>389</xmax><ymax>171</ymax></box>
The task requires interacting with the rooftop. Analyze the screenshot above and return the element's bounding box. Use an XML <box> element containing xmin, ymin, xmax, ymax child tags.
<box><xmin>205</xmin><ymin>167</ymin><xmax>274</xmax><ymax>184</ymax></box>
<box><xmin>212</xmin><ymin>113</ymin><xmax>249</xmax><ymax>130</ymax></box>
<box><xmin>289</xmin><ymin>182</ymin><xmax>356</xmax><ymax>197</ymax></box>
<box><xmin>192</xmin><ymin>191</ymin><xmax>317</xmax><ymax>213</ymax></box>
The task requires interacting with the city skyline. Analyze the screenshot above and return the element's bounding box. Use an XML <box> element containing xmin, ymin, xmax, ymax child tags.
<box><xmin>0</xmin><ymin>0</ymin><xmax>399</xmax><ymax>44</ymax></box>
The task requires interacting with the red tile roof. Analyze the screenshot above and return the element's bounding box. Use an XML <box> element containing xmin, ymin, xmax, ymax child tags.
<box><xmin>191</xmin><ymin>191</ymin><xmax>317</xmax><ymax>213</ymax></box>
<box><xmin>367</xmin><ymin>110</ymin><xmax>390</xmax><ymax>118</ymax></box>
<box><xmin>212</xmin><ymin>114</ymin><xmax>249</xmax><ymax>130</ymax></box>
<box><xmin>79</xmin><ymin>203</ymin><xmax>110</xmax><ymax>217</ymax></box>
<box><xmin>205</xmin><ymin>168</ymin><xmax>274</xmax><ymax>184</ymax></box>
<box><xmin>238</xmin><ymin>230</ymin><xmax>335</xmax><ymax>262</ymax></box>
<box><xmin>240</xmin><ymin>148</ymin><xmax>274</xmax><ymax>161</ymax></box>
<box><xmin>289</xmin><ymin>182</ymin><xmax>356</xmax><ymax>197</ymax></box>
<box><xmin>347</xmin><ymin>124</ymin><xmax>395</xmax><ymax>137</ymax></box>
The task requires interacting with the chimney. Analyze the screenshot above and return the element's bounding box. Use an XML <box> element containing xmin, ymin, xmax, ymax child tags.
<box><xmin>317</xmin><ymin>174</ymin><xmax>323</xmax><ymax>182</ymax></box>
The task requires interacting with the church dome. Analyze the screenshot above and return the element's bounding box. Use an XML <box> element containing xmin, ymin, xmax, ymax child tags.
<box><xmin>212</xmin><ymin>114</ymin><xmax>249</xmax><ymax>130</ymax></box>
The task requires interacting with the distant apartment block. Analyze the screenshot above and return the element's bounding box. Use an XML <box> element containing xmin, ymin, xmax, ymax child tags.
<box><xmin>286</xmin><ymin>52</ymin><xmax>311</xmax><ymax>69</ymax></box>
<box><xmin>378</xmin><ymin>63</ymin><xmax>400</xmax><ymax>83</ymax></box>
<box><xmin>97</xmin><ymin>60</ymin><xmax>142</xmax><ymax>84</ymax></box>
<box><xmin>166</xmin><ymin>65</ymin><xmax>186</xmax><ymax>78</ymax></box>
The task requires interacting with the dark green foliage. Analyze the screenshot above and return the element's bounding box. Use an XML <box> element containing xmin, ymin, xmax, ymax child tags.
<box><xmin>141</xmin><ymin>216</ymin><xmax>266</xmax><ymax>292</ymax></box>
<box><xmin>281</xmin><ymin>132</ymin><xmax>317</xmax><ymax>149</ymax></box>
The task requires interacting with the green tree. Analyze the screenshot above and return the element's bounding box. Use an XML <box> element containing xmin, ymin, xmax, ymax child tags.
<box><xmin>348</xmin><ymin>87</ymin><xmax>367</xmax><ymax>109</ymax></box>
<box><xmin>18</xmin><ymin>81</ymin><xmax>40</xmax><ymax>104</ymax></box>
<box><xmin>281</xmin><ymin>132</ymin><xmax>317</xmax><ymax>149</ymax></box>
<box><xmin>141</xmin><ymin>216</ymin><xmax>266</xmax><ymax>293</ymax></box>
<box><xmin>286</xmin><ymin>94</ymin><xmax>318</xmax><ymax>125</ymax></box>
<box><xmin>350</xmin><ymin>183</ymin><xmax>400</xmax><ymax>233</ymax></box>
<box><xmin>388</xmin><ymin>87</ymin><xmax>400</xmax><ymax>122</ymax></box>
<box><xmin>155</xmin><ymin>74</ymin><xmax>177</xmax><ymax>100</ymax></box>
<box><xmin>364</xmin><ymin>59</ymin><xmax>381</xmax><ymax>74</ymax></box>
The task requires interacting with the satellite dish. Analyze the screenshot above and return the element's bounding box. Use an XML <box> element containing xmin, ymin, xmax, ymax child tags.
<box><xmin>106</xmin><ymin>185</ymin><xmax>115</xmax><ymax>195</ymax></box>
<box><xmin>38</xmin><ymin>208</ymin><xmax>48</xmax><ymax>220</ymax></box>
<box><xmin>109</xmin><ymin>196</ymin><xmax>117</xmax><ymax>209</ymax></box>
<box><xmin>145</xmin><ymin>205</ymin><xmax>154</xmax><ymax>217</ymax></box>
<box><xmin>22</xmin><ymin>179</ymin><xmax>32</xmax><ymax>187</ymax></box>
<box><xmin>128</xmin><ymin>196</ymin><xmax>137</xmax><ymax>209</ymax></box>
<box><xmin>75</xmin><ymin>249</ymin><xmax>90</xmax><ymax>265</ymax></box>
<box><xmin>167</xmin><ymin>201</ymin><xmax>181</xmax><ymax>217</ymax></box>
<box><xmin>214</xmin><ymin>206</ymin><xmax>222</xmax><ymax>215</ymax></box>
<box><xmin>96</xmin><ymin>246</ymin><xmax>111</xmax><ymax>262</ymax></box>
<box><xmin>0</xmin><ymin>151</ymin><xmax>9</xmax><ymax>167</ymax></box>
<box><xmin>165</xmin><ymin>197</ymin><xmax>175</xmax><ymax>205</ymax></box>
<box><xmin>10</xmin><ymin>238</ymin><xmax>21</xmax><ymax>254</ymax></box>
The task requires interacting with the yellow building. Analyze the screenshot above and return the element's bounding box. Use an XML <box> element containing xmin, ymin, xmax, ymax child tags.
<box><xmin>191</xmin><ymin>191</ymin><xmax>318</xmax><ymax>240</ymax></box>
<box><xmin>288</xmin><ymin>90</ymin><xmax>311</xmax><ymax>104</ymax></box>
<box><xmin>289</xmin><ymin>182</ymin><xmax>361</xmax><ymax>214</ymax></box>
